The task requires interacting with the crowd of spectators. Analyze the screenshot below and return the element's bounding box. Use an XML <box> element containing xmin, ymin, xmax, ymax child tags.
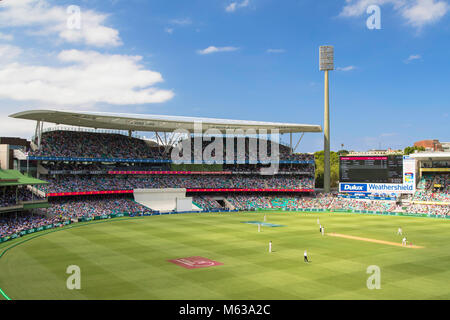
<box><xmin>2</xmin><ymin>191</ymin><xmax>450</xmax><ymax>240</ymax></box>
<box><xmin>193</xmin><ymin>196</ymin><xmax>223</xmax><ymax>210</ymax></box>
<box><xmin>0</xmin><ymin>196</ymin><xmax>151</xmax><ymax>238</ymax></box>
<box><xmin>295</xmin><ymin>193</ymin><xmax>337</xmax><ymax>209</ymax></box>
<box><xmin>202</xmin><ymin>193</ymin><xmax>449</xmax><ymax>216</ymax></box>
<box><xmin>42</xmin><ymin>162</ymin><xmax>103</xmax><ymax>172</ymax></box>
<box><xmin>160</xmin><ymin>136</ymin><xmax>315</xmax><ymax>162</ymax></box>
<box><xmin>413</xmin><ymin>191</ymin><xmax>450</xmax><ymax>202</ymax></box>
<box><xmin>224</xmin><ymin>163</ymin><xmax>314</xmax><ymax>173</ymax></box>
<box><xmin>0</xmin><ymin>196</ymin><xmax>149</xmax><ymax>238</ymax></box>
<box><xmin>220</xmin><ymin>193</ymin><xmax>336</xmax><ymax>211</ymax></box>
<box><xmin>32</xmin><ymin>131</ymin><xmax>314</xmax><ymax>162</ymax></box>
<box><xmin>0</xmin><ymin>213</ymin><xmax>63</xmax><ymax>238</ymax></box>
<box><xmin>413</xmin><ymin>173</ymin><xmax>450</xmax><ymax>203</ymax></box>
<box><xmin>404</xmin><ymin>204</ymin><xmax>450</xmax><ymax>215</ymax></box>
<box><xmin>37</xmin><ymin>175</ymin><xmax>315</xmax><ymax>194</ymax></box>
<box><xmin>0</xmin><ymin>187</ymin><xmax>43</xmax><ymax>208</ymax></box>
<box><xmin>42</xmin><ymin>162</ymin><xmax>172</xmax><ymax>173</ymax></box>
<box><xmin>32</xmin><ymin>131</ymin><xmax>166</xmax><ymax>159</ymax></box>
<box><xmin>328</xmin><ymin>198</ymin><xmax>398</xmax><ymax>212</ymax></box>
<box><xmin>226</xmin><ymin>195</ymin><xmax>273</xmax><ymax>210</ymax></box>
<box><xmin>46</xmin><ymin>197</ymin><xmax>150</xmax><ymax>219</ymax></box>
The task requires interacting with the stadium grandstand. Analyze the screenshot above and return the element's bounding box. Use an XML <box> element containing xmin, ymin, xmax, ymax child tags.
<box><xmin>409</xmin><ymin>152</ymin><xmax>450</xmax><ymax>207</ymax></box>
<box><xmin>0</xmin><ymin>109</ymin><xmax>322</xmax><ymax>241</ymax></box>
<box><xmin>0</xmin><ymin>169</ymin><xmax>53</xmax><ymax>240</ymax></box>
<box><xmin>1</xmin><ymin>109</ymin><xmax>449</xmax><ymax>244</ymax></box>
<box><xmin>0</xmin><ymin>170</ymin><xmax>48</xmax><ymax>212</ymax></box>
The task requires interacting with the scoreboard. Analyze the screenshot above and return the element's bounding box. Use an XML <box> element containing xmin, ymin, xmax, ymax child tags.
<box><xmin>339</xmin><ymin>155</ymin><xmax>404</xmax><ymax>184</ymax></box>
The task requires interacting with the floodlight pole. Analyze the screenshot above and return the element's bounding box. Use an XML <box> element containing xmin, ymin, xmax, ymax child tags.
<box><xmin>324</xmin><ymin>69</ymin><xmax>330</xmax><ymax>193</ymax></box>
<box><xmin>319</xmin><ymin>46</ymin><xmax>334</xmax><ymax>193</ymax></box>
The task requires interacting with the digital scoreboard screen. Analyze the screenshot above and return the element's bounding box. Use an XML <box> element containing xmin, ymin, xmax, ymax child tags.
<box><xmin>339</xmin><ymin>156</ymin><xmax>403</xmax><ymax>184</ymax></box>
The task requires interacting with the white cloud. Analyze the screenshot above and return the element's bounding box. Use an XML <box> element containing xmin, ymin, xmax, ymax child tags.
<box><xmin>197</xmin><ymin>46</ymin><xmax>239</xmax><ymax>55</ymax></box>
<box><xmin>170</xmin><ymin>18</ymin><xmax>192</xmax><ymax>26</ymax></box>
<box><xmin>336</xmin><ymin>65</ymin><xmax>356</xmax><ymax>71</ymax></box>
<box><xmin>0</xmin><ymin>32</ymin><xmax>13</xmax><ymax>41</ymax></box>
<box><xmin>0</xmin><ymin>0</ymin><xmax>121</xmax><ymax>47</ymax></box>
<box><xmin>0</xmin><ymin>44</ymin><xmax>23</xmax><ymax>62</ymax></box>
<box><xmin>226</xmin><ymin>3</ymin><xmax>238</xmax><ymax>12</ymax></box>
<box><xmin>340</xmin><ymin>0</ymin><xmax>449</xmax><ymax>28</ymax></box>
<box><xmin>266</xmin><ymin>49</ymin><xmax>286</xmax><ymax>53</ymax></box>
<box><xmin>226</xmin><ymin>0</ymin><xmax>250</xmax><ymax>12</ymax></box>
<box><xmin>340</xmin><ymin>0</ymin><xmax>399</xmax><ymax>17</ymax></box>
<box><xmin>0</xmin><ymin>49</ymin><xmax>174</xmax><ymax>106</ymax></box>
<box><xmin>404</xmin><ymin>54</ymin><xmax>422</xmax><ymax>63</ymax></box>
<box><xmin>165</xmin><ymin>18</ymin><xmax>192</xmax><ymax>35</ymax></box>
<box><xmin>401</xmin><ymin>0</ymin><xmax>449</xmax><ymax>27</ymax></box>
<box><xmin>0</xmin><ymin>113</ymin><xmax>43</xmax><ymax>138</ymax></box>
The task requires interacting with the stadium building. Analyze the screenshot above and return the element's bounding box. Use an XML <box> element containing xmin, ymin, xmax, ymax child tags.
<box><xmin>1</xmin><ymin>109</ymin><xmax>449</xmax><ymax>245</ymax></box>
<box><xmin>1</xmin><ymin>110</ymin><xmax>449</xmax><ymax>301</ymax></box>
<box><xmin>409</xmin><ymin>152</ymin><xmax>450</xmax><ymax>205</ymax></box>
<box><xmin>1</xmin><ymin>110</ymin><xmax>323</xmax><ymax>229</ymax></box>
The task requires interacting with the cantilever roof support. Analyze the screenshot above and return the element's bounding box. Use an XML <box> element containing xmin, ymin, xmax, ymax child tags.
<box><xmin>34</xmin><ymin>121</ymin><xmax>39</xmax><ymax>145</ymax></box>
<box><xmin>290</xmin><ymin>133</ymin><xmax>293</xmax><ymax>154</ymax></box>
<box><xmin>293</xmin><ymin>132</ymin><xmax>305</xmax><ymax>153</ymax></box>
<box><xmin>155</xmin><ymin>132</ymin><xmax>164</xmax><ymax>149</ymax></box>
<box><xmin>35</xmin><ymin>120</ymin><xmax>43</xmax><ymax>150</ymax></box>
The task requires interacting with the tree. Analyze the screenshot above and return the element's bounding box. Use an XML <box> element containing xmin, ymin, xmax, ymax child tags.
<box><xmin>337</xmin><ymin>149</ymin><xmax>349</xmax><ymax>156</ymax></box>
<box><xmin>314</xmin><ymin>151</ymin><xmax>340</xmax><ymax>188</ymax></box>
<box><xmin>404</xmin><ymin>146</ymin><xmax>425</xmax><ymax>155</ymax></box>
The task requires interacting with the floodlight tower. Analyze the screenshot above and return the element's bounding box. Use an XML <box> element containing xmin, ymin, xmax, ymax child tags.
<box><xmin>319</xmin><ymin>46</ymin><xmax>334</xmax><ymax>193</ymax></box>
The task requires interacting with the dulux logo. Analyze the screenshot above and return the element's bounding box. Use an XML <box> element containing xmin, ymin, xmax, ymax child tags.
<box><xmin>340</xmin><ymin>184</ymin><xmax>368</xmax><ymax>192</ymax></box>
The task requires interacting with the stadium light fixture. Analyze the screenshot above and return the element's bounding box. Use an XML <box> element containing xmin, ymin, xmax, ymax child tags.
<box><xmin>319</xmin><ymin>46</ymin><xmax>334</xmax><ymax>193</ymax></box>
<box><xmin>319</xmin><ymin>46</ymin><xmax>334</xmax><ymax>71</ymax></box>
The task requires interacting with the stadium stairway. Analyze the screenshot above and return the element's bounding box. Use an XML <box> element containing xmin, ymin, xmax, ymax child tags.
<box><xmin>223</xmin><ymin>199</ymin><xmax>235</xmax><ymax>210</ymax></box>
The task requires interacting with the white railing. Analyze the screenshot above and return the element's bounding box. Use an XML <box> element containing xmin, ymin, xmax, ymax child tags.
<box><xmin>27</xmin><ymin>185</ymin><xmax>46</xmax><ymax>198</ymax></box>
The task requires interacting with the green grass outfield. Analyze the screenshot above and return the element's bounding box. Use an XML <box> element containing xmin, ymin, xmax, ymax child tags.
<box><xmin>0</xmin><ymin>211</ymin><xmax>449</xmax><ymax>300</ymax></box>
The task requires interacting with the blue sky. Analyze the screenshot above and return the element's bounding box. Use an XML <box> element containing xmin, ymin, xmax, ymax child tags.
<box><xmin>0</xmin><ymin>0</ymin><xmax>449</xmax><ymax>152</ymax></box>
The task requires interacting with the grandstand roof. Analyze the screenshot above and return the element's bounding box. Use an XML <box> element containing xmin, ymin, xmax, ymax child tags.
<box><xmin>409</xmin><ymin>152</ymin><xmax>450</xmax><ymax>161</ymax></box>
<box><xmin>9</xmin><ymin>110</ymin><xmax>322</xmax><ymax>134</ymax></box>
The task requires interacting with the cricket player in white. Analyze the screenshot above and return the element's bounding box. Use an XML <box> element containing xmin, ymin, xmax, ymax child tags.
<box><xmin>317</xmin><ymin>218</ymin><xmax>320</xmax><ymax>225</ymax></box>
<box><xmin>304</xmin><ymin>250</ymin><xmax>309</xmax><ymax>263</ymax></box>
<box><xmin>402</xmin><ymin>237</ymin><xmax>407</xmax><ymax>246</ymax></box>
<box><xmin>258</xmin><ymin>224</ymin><xmax>261</xmax><ymax>233</ymax></box>
<box><xmin>264</xmin><ymin>215</ymin><xmax>267</xmax><ymax>222</ymax></box>
<box><xmin>397</xmin><ymin>227</ymin><xmax>403</xmax><ymax>235</ymax></box>
<box><xmin>321</xmin><ymin>226</ymin><xmax>325</xmax><ymax>236</ymax></box>
<box><xmin>269</xmin><ymin>241</ymin><xmax>272</xmax><ymax>253</ymax></box>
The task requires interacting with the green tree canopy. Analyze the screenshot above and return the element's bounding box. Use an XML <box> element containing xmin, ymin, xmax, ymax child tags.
<box><xmin>314</xmin><ymin>151</ymin><xmax>340</xmax><ymax>188</ymax></box>
<box><xmin>404</xmin><ymin>146</ymin><xmax>425</xmax><ymax>155</ymax></box>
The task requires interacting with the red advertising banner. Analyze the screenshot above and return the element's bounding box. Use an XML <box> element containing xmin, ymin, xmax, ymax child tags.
<box><xmin>47</xmin><ymin>190</ymin><xmax>134</xmax><ymax>197</ymax></box>
<box><xmin>186</xmin><ymin>189</ymin><xmax>315</xmax><ymax>193</ymax></box>
<box><xmin>108</xmin><ymin>171</ymin><xmax>232</xmax><ymax>175</ymax></box>
<box><xmin>340</xmin><ymin>156</ymin><xmax>387</xmax><ymax>161</ymax></box>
